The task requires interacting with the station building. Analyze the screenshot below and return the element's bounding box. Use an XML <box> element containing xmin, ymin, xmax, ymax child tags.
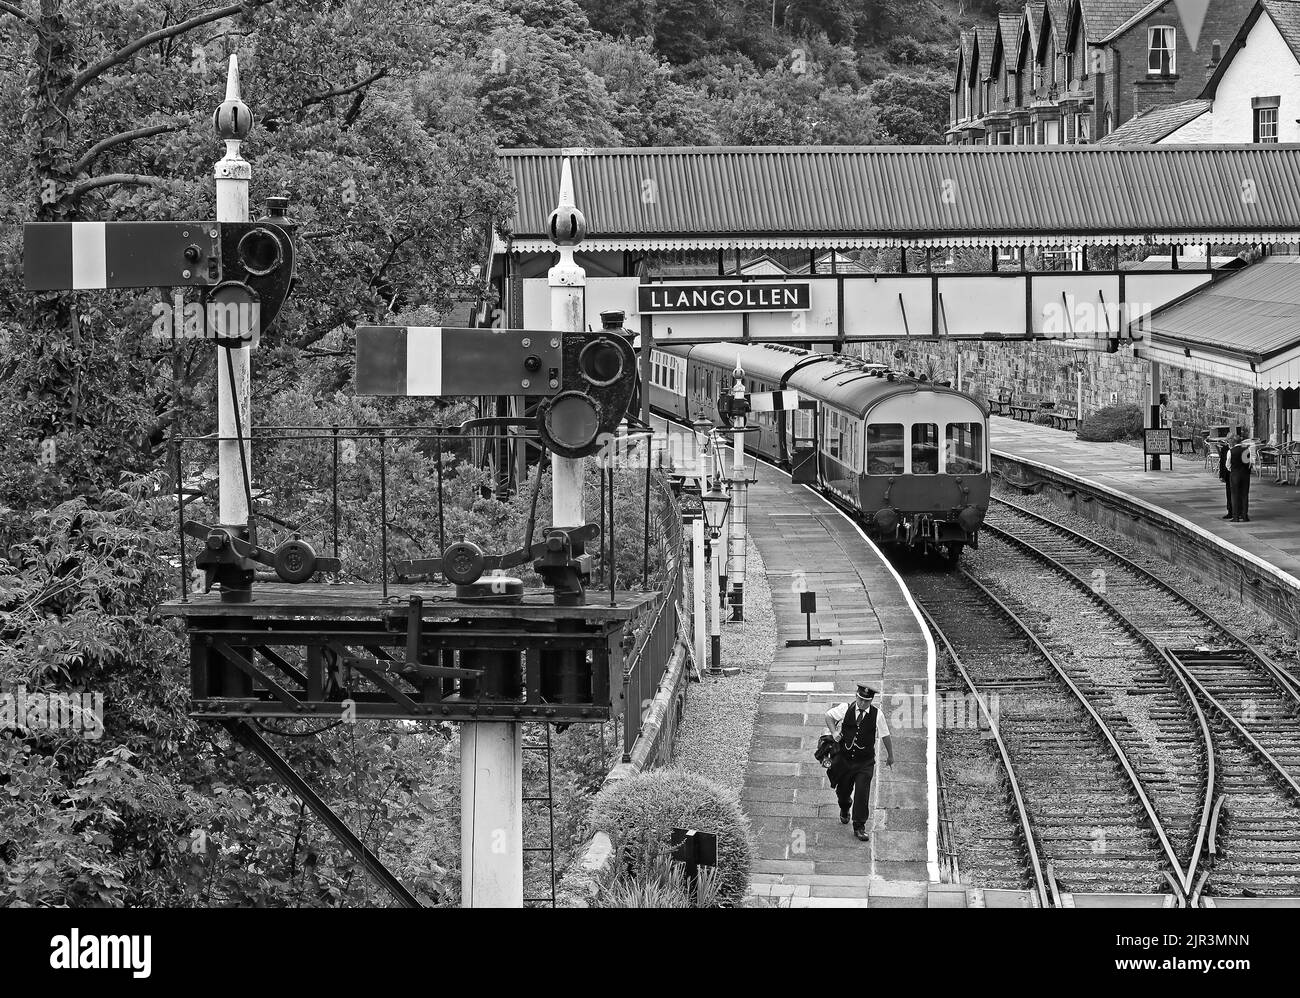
<box><xmin>490</xmin><ymin>145</ymin><xmax>1300</xmax><ymax>452</ymax></box>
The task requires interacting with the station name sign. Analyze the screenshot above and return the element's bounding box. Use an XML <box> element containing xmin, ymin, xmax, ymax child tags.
<box><xmin>638</xmin><ymin>282</ymin><xmax>811</xmax><ymax>314</ymax></box>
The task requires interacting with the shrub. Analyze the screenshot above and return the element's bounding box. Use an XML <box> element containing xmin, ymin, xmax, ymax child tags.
<box><xmin>1077</xmin><ymin>403</ymin><xmax>1144</xmax><ymax>442</ymax></box>
<box><xmin>593</xmin><ymin>843</ymin><xmax>724</xmax><ymax>909</ymax></box>
<box><xmin>587</xmin><ymin>769</ymin><xmax>752</xmax><ymax>905</ymax></box>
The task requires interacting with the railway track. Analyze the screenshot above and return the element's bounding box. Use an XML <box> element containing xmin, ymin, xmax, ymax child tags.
<box><xmin>913</xmin><ymin>567</ymin><xmax>1183</xmax><ymax>904</ymax></box>
<box><xmin>985</xmin><ymin>495</ymin><xmax>1300</xmax><ymax>902</ymax></box>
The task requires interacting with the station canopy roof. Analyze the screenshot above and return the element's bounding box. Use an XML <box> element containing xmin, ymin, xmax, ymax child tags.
<box><xmin>499</xmin><ymin>146</ymin><xmax>1300</xmax><ymax>253</ymax></box>
<box><xmin>1136</xmin><ymin>255</ymin><xmax>1300</xmax><ymax>390</ymax></box>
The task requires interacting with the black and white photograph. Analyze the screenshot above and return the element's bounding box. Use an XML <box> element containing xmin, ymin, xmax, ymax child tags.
<box><xmin>0</xmin><ymin>0</ymin><xmax>1295</xmax><ymax>980</ymax></box>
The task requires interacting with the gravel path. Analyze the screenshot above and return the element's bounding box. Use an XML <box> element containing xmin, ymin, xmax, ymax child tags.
<box><xmin>672</xmin><ymin>532</ymin><xmax>777</xmax><ymax>798</ymax></box>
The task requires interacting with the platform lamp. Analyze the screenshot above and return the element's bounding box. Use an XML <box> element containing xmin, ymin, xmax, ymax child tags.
<box><xmin>701</xmin><ymin>483</ymin><xmax>732</xmax><ymax>675</ymax></box>
<box><xmin>691</xmin><ymin>413</ymin><xmax>715</xmax><ymax>482</ymax></box>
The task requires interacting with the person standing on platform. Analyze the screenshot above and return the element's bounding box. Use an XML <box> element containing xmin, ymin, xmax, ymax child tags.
<box><xmin>825</xmin><ymin>683</ymin><xmax>894</xmax><ymax>843</ymax></box>
<box><xmin>1227</xmin><ymin>434</ymin><xmax>1255</xmax><ymax>522</ymax></box>
<box><xmin>1218</xmin><ymin>436</ymin><xmax>1234</xmax><ymax>520</ymax></box>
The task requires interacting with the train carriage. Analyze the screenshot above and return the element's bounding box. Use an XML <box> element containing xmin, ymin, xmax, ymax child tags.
<box><xmin>646</xmin><ymin>340</ymin><xmax>990</xmax><ymax>564</ymax></box>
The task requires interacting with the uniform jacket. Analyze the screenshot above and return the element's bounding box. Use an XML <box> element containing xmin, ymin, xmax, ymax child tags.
<box><xmin>825</xmin><ymin>701</ymin><xmax>888</xmax><ymax>784</ymax></box>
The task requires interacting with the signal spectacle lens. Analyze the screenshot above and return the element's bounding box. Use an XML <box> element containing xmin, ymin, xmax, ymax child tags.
<box><xmin>237</xmin><ymin>228</ymin><xmax>282</xmax><ymax>276</ymax></box>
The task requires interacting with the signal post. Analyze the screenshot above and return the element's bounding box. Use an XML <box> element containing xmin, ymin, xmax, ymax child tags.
<box><xmin>25</xmin><ymin>73</ymin><xmax>649</xmax><ymax>907</ymax></box>
<box><xmin>214</xmin><ymin>56</ymin><xmax>253</xmax><ymax>528</ymax></box>
<box><xmin>460</xmin><ymin>161</ymin><xmax>591</xmax><ymax>907</ymax></box>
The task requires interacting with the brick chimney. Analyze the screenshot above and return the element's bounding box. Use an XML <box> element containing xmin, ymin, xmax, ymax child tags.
<box><xmin>1206</xmin><ymin>39</ymin><xmax>1222</xmax><ymax>82</ymax></box>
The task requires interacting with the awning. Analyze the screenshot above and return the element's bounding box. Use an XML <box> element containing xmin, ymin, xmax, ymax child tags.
<box><xmin>501</xmin><ymin>146</ymin><xmax>1300</xmax><ymax>253</ymax></box>
<box><xmin>1133</xmin><ymin>255</ymin><xmax>1300</xmax><ymax>390</ymax></box>
<box><xmin>507</xmin><ymin>231</ymin><xmax>1300</xmax><ymax>254</ymax></box>
<box><xmin>1136</xmin><ymin>340</ymin><xmax>1300</xmax><ymax>391</ymax></box>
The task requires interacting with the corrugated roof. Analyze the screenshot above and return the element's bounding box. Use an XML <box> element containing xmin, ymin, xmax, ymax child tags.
<box><xmin>1097</xmin><ymin>100</ymin><xmax>1211</xmax><ymax>143</ymax></box>
<box><xmin>501</xmin><ymin>146</ymin><xmax>1300</xmax><ymax>251</ymax></box>
<box><xmin>1143</xmin><ymin>256</ymin><xmax>1300</xmax><ymax>358</ymax></box>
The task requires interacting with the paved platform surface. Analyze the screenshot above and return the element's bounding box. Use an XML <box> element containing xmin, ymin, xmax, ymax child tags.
<box><xmin>991</xmin><ymin>418</ymin><xmax>1300</xmax><ymax>586</ymax></box>
<box><xmin>738</xmin><ymin>467</ymin><xmax>935</xmax><ymax>908</ymax></box>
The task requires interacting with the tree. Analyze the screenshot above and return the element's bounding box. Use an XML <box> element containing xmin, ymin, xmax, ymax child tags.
<box><xmin>0</xmin><ymin>0</ymin><xmax>514</xmax><ymax>909</ymax></box>
<box><xmin>475</xmin><ymin>22</ymin><xmax>622</xmax><ymax>147</ymax></box>
<box><xmin>786</xmin><ymin>0</ymin><xmax>856</xmax><ymax>45</ymax></box>
<box><xmin>868</xmin><ymin>69</ymin><xmax>949</xmax><ymax>142</ymax></box>
<box><xmin>574</xmin><ymin>0</ymin><xmax>651</xmax><ymax>39</ymax></box>
<box><xmin>579</xmin><ymin>36</ymin><xmax>720</xmax><ymax>145</ymax></box>
<box><xmin>877</xmin><ymin>104</ymin><xmax>942</xmax><ymax>144</ymax></box>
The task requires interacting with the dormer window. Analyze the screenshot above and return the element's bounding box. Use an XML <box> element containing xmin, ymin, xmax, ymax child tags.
<box><xmin>1148</xmin><ymin>26</ymin><xmax>1176</xmax><ymax>76</ymax></box>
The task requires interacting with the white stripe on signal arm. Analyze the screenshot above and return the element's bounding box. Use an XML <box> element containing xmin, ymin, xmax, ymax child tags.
<box><xmin>406</xmin><ymin>326</ymin><xmax>443</xmax><ymax>395</ymax></box>
<box><xmin>71</xmin><ymin>222</ymin><xmax>107</xmax><ymax>290</ymax></box>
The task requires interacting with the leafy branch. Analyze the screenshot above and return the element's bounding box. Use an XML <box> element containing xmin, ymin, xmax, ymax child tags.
<box><xmin>59</xmin><ymin>0</ymin><xmax>277</xmax><ymax>110</ymax></box>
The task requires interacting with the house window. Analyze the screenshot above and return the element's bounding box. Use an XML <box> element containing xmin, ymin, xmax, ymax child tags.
<box><xmin>1077</xmin><ymin>113</ymin><xmax>1090</xmax><ymax>142</ymax></box>
<box><xmin>1253</xmin><ymin>97</ymin><xmax>1280</xmax><ymax>142</ymax></box>
<box><xmin>1148</xmin><ymin>26</ymin><xmax>1176</xmax><ymax>76</ymax></box>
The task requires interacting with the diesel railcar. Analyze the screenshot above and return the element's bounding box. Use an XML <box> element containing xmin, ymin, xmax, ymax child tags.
<box><xmin>646</xmin><ymin>341</ymin><xmax>990</xmax><ymax>563</ymax></box>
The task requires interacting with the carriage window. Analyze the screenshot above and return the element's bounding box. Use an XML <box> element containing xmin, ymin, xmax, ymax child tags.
<box><xmin>792</xmin><ymin>407</ymin><xmax>814</xmax><ymax>443</ymax></box>
<box><xmin>867</xmin><ymin>423</ymin><xmax>904</xmax><ymax>475</ymax></box>
<box><xmin>945</xmin><ymin>422</ymin><xmax>984</xmax><ymax>474</ymax></box>
<box><xmin>824</xmin><ymin>410</ymin><xmax>841</xmax><ymax>460</ymax></box>
<box><xmin>911</xmin><ymin>424</ymin><xmax>939</xmax><ymax>475</ymax></box>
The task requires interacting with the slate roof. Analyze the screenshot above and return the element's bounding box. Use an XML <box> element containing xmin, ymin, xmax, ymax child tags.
<box><xmin>1096</xmin><ymin>100</ymin><xmax>1211</xmax><ymax>143</ymax></box>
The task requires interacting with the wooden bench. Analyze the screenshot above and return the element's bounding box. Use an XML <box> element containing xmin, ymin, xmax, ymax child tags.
<box><xmin>1049</xmin><ymin>414</ymin><xmax>1079</xmax><ymax>432</ymax></box>
<box><xmin>1009</xmin><ymin>404</ymin><xmax>1037</xmax><ymax>422</ymax></box>
<box><xmin>1172</xmin><ymin>436</ymin><xmax>1194</xmax><ymax>454</ymax></box>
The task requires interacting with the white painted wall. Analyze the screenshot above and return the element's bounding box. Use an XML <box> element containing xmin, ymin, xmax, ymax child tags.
<box><xmin>1164</xmin><ymin>109</ymin><xmax>1214</xmax><ymax>142</ymax></box>
<box><xmin>1168</xmin><ymin>11</ymin><xmax>1300</xmax><ymax>143</ymax></box>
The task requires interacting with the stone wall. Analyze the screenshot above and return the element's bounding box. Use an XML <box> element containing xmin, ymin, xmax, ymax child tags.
<box><xmin>850</xmin><ymin>339</ymin><xmax>1260</xmax><ymax>440</ymax></box>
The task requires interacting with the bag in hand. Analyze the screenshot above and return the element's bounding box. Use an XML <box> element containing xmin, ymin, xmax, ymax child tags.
<box><xmin>814</xmin><ymin>734</ymin><xmax>838</xmax><ymax>769</ymax></box>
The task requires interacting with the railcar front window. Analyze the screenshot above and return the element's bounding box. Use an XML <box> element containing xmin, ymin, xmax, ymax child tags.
<box><xmin>911</xmin><ymin>423</ymin><xmax>939</xmax><ymax>475</ymax></box>
<box><xmin>867</xmin><ymin>423</ymin><xmax>904</xmax><ymax>475</ymax></box>
<box><xmin>945</xmin><ymin>422</ymin><xmax>984</xmax><ymax>474</ymax></box>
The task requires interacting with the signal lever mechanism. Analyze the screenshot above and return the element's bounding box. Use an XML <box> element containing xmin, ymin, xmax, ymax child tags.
<box><xmin>395</xmin><ymin>524</ymin><xmax>600</xmax><ymax>605</ymax></box>
<box><xmin>184</xmin><ymin>520</ymin><xmax>341</xmax><ymax>602</ymax></box>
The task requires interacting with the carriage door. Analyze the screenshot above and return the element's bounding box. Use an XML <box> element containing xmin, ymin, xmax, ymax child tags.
<box><xmin>790</xmin><ymin>401</ymin><xmax>818</xmax><ymax>484</ymax></box>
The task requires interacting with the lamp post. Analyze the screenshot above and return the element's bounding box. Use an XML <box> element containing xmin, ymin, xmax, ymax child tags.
<box><xmin>701</xmin><ymin>483</ymin><xmax>732</xmax><ymax>676</ymax></box>
<box><xmin>727</xmin><ymin>360</ymin><xmax>749</xmax><ymax>622</ymax></box>
<box><xmin>1074</xmin><ymin>348</ymin><xmax>1087</xmax><ymax>422</ymax></box>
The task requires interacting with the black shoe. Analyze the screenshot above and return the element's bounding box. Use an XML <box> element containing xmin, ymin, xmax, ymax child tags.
<box><xmin>1221</xmin><ymin>514</ymin><xmax>1234</xmax><ymax>520</ymax></box>
<box><xmin>839</xmin><ymin>810</ymin><xmax>850</xmax><ymax>824</ymax></box>
<box><xmin>1240</xmin><ymin>517</ymin><xmax>1251</xmax><ymax>522</ymax></box>
<box><xmin>854</xmin><ymin>827</ymin><xmax>869</xmax><ymax>842</ymax></box>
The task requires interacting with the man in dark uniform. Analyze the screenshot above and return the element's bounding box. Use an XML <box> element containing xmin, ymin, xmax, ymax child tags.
<box><xmin>825</xmin><ymin>683</ymin><xmax>895</xmax><ymax>842</ymax></box>
<box><xmin>1217</xmin><ymin>436</ymin><xmax>1234</xmax><ymax>520</ymax></box>
<box><xmin>1227</xmin><ymin>435</ymin><xmax>1254</xmax><ymax>522</ymax></box>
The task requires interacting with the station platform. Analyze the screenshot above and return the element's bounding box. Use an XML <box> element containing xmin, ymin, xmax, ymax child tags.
<box><xmin>990</xmin><ymin>418</ymin><xmax>1300</xmax><ymax>599</ymax></box>
<box><xmin>737</xmin><ymin>464</ymin><xmax>936</xmax><ymax>908</ymax></box>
